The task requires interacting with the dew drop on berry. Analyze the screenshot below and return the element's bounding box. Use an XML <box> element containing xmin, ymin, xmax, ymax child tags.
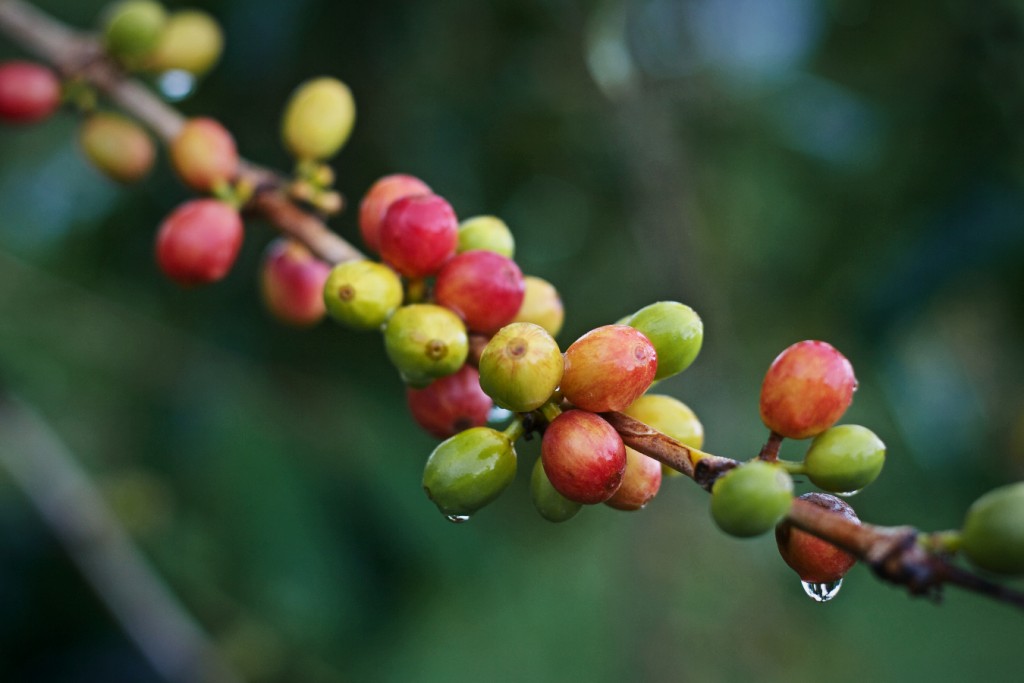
<box><xmin>801</xmin><ymin>578</ymin><xmax>843</xmax><ymax>602</ymax></box>
<box><xmin>836</xmin><ymin>489</ymin><xmax>862</xmax><ymax>498</ymax></box>
<box><xmin>446</xmin><ymin>513</ymin><xmax>471</xmax><ymax>524</ymax></box>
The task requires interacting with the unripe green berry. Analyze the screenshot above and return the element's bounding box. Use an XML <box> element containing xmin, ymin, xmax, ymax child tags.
<box><xmin>457</xmin><ymin>215</ymin><xmax>515</xmax><ymax>258</ymax></box>
<box><xmin>627</xmin><ymin>301</ymin><xmax>703</xmax><ymax>381</ymax></box>
<box><xmin>623</xmin><ymin>394</ymin><xmax>703</xmax><ymax>478</ymax></box>
<box><xmin>710</xmin><ymin>461</ymin><xmax>794</xmax><ymax>538</ymax></box>
<box><xmin>960</xmin><ymin>482</ymin><xmax>1024</xmax><ymax>575</ymax></box>
<box><xmin>530</xmin><ymin>457</ymin><xmax>581</xmax><ymax>522</ymax></box>
<box><xmin>512</xmin><ymin>276</ymin><xmax>564</xmax><ymax>338</ymax></box>
<box><xmin>323</xmin><ymin>260</ymin><xmax>403</xmax><ymax>331</ymax></box>
<box><xmin>102</xmin><ymin>1</ymin><xmax>167</xmax><ymax>62</ymax></box>
<box><xmin>478</xmin><ymin>322</ymin><xmax>563</xmax><ymax>413</ymax></box>
<box><xmin>804</xmin><ymin>424</ymin><xmax>885</xmax><ymax>494</ymax></box>
<box><xmin>79</xmin><ymin>112</ymin><xmax>155</xmax><ymax>184</ymax></box>
<box><xmin>423</xmin><ymin>426</ymin><xmax>517</xmax><ymax>518</ymax></box>
<box><xmin>384</xmin><ymin>304</ymin><xmax>468</xmax><ymax>387</ymax></box>
<box><xmin>282</xmin><ymin>77</ymin><xmax>356</xmax><ymax>161</ymax></box>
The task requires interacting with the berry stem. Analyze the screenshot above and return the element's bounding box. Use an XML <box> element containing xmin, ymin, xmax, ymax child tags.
<box><xmin>503</xmin><ymin>416</ymin><xmax>526</xmax><ymax>442</ymax></box>
<box><xmin>758</xmin><ymin>431</ymin><xmax>783</xmax><ymax>462</ymax></box>
<box><xmin>539</xmin><ymin>401</ymin><xmax>563</xmax><ymax>425</ymax></box>
<box><xmin>777</xmin><ymin>459</ymin><xmax>807</xmax><ymax>476</ymax></box>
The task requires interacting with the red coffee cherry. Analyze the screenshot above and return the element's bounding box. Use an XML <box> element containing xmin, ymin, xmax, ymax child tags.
<box><xmin>406</xmin><ymin>364</ymin><xmax>493</xmax><ymax>440</ymax></box>
<box><xmin>434</xmin><ymin>250</ymin><xmax>525</xmax><ymax>334</ymax></box>
<box><xmin>775</xmin><ymin>492</ymin><xmax>859</xmax><ymax>582</ymax></box>
<box><xmin>0</xmin><ymin>61</ymin><xmax>61</xmax><ymax>124</ymax></box>
<box><xmin>169</xmin><ymin>117</ymin><xmax>239</xmax><ymax>192</ymax></box>
<box><xmin>378</xmin><ymin>194</ymin><xmax>458</xmax><ymax>278</ymax></box>
<box><xmin>560</xmin><ymin>325</ymin><xmax>657</xmax><ymax>413</ymax></box>
<box><xmin>541</xmin><ymin>410</ymin><xmax>626</xmax><ymax>505</ymax></box>
<box><xmin>605</xmin><ymin>447</ymin><xmax>662</xmax><ymax>511</ymax></box>
<box><xmin>260</xmin><ymin>238</ymin><xmax>331</xmax><ymax>326</ymax></box>
<box><xmin>155</xmin><ymin>198</ymin><xmax>243</xmax><ymax>285</ymax></box>
<box><xmin>358</xmin><ymin>174</ymin><xmax>431</xmax><ymax>253</ymax></box>
<box><xmin>760</xmin><ymin>340</ymin><xmax>857</xmax><ymax>439</ymax></box>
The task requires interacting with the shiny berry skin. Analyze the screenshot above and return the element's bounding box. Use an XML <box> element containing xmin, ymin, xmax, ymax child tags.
<box><xmin>477</xmin><ymin>322</ymin><xmax>563</xmax><ymax>413</ymax></box>
<box><xmin>560</xmin><ymin>325</ymin><xmax>657</xmax><ymax>413</ymax></box>
<box><xmin>406</xmin><ymin>365</ymin><xmax>493</xmax><ymax>440</ymax></box>
<box><xmin>260</xmin><ymin>239</ymin><xmax>331</xmax><ymax>326</ymax></box>
<box><xmin>422</xmin><ymin>426</ymin><xmax>517</xmax><ymax>518</ymax></box>
<box><xmin>79</xmin><ymin>112</ymin><xmax>155</xmax><ymax>184</ymax></box>
<box><xmin>760</xmin><ymin>340</ymin><xmax>857</xmax><ymax>439</ymax></box>
<box><xmin>605</xmin><ymin>447</ymin><xmax>662</xmax><ymax>511</ymax></box>
<box><xmin>322</xmin><ymin>260</ymin><xmax>403</xmax><ymax>331</ymax></box>
<box><xmin>627</xmin><ymin>301</ymin><xmax>703</xmax><ymax>381</ymax></box>
<box><xmin>169</xmin><ymin>117</ymin><xmax>238</xmax><ymax>192</ymax></box>
<box><xmin>155</xmin><ymin>199</ymin><xmax>243</xmax><ymax>286</ymax></box>
<box><xmin>358</xmin><ymin>174</ymin><xmax>432</xmax><ymax>253</ymax></box>
<box><xmin>0</xmin><ymin>61</ymin><xmax>61</xmax><ymax>124</ymax></box>
<box><xmin>623</xmin><ymin>394</ymin><xmax>704</xmax><ymax>478</ymax></box>
<box><xmin>776</xmin><ymin>493</ymin><xmax>858</xmax><ymax>582</ymax></box>
<box><xmin>530</xmin><ymin>457</ymin><xmax>582</xmax><ymax>523</ymax></box>
<box><xmin>383</xmin><ymin>304</ymin><xmax>468</xmax><ymax>387</ymax></box>
<box><xmin>710</xmin><ymin>461</ymin><xmax>794</xmax><ymax>538</ymax></box>
<box><xmin>281</xmin><ymin>77</ymin><xmax>356</xmax><ymax>161</ymax></box>
<box><xmin>146</xmin><ymin>9</ymin><xmax>224</xmax><ymax>75</ymax></box>
<box><xmin>434</xmin><ymin>250</ymin><xmax>525</xmax><ymax>333</ymax></box>
<box><xmin>541</xmin><ymin>410</ymin><xmax>626</xmax><ymax>505</ymax></box>
<box><xmin>457</xmin><ymin>215</ymin><xmax>515</xmax><ymax>257</ymax></box>
<box><xmin>804</xmin><ymin>424</ymin><xmax>885</xmax><ymax>494</ymax></box>
<box><xmin>960</xmin><ymin>482</ymin><xmax>1024</xmax><ymax>575</ymax></box>
<box><xmin>512</xmin><ymin>275</ymin><xmax>564</xmax><ymax>338</ymax></box>
<box><xmin>101</xmin><ymin>0</ymin><xmax>166</xmax><ymax>61</ymax></box>
<box><xmin>378</xmin><ymin>194</ymin><xmax>458</xmax><ymax>278</ymax></box>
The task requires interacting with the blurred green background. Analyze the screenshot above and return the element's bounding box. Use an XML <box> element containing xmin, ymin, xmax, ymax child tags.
<box><xmin>2</xmin><ymin>0</ymin><xmax>1024</xmax><ymax>680</ymax></box>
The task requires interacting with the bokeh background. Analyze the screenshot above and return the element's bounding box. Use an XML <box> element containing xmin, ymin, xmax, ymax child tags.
<box><xmin>3</xmin><ymin>0</ymin><xmax>1024</xmax><ymax>680</ymax></box>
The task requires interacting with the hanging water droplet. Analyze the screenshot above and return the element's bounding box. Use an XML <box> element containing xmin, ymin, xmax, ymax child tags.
<box><xmin>446</xmin><ymin>513</ymin><xmax>471</xmax><ymax>524</ymax></box>
<box><xmin>836</xmin><ymin>489</ymin><xmax>861</xmax><ymax>498</ymax></box>
<box><xmin>158</xmin><ymin>70</ymin><xmax>197</xmax><ymax>101</ymax></box>
<box><xmin>801</xmin><ymin>578</ymin><xmax>843</xmax><ymax>602</ymax></box>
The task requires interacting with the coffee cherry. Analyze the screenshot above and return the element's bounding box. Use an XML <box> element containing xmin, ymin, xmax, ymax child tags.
<box><xmin>457</xmin><ymin>215</ymin><xmax>515</xmax><ymax>257</ymax></box>
<box><xmin>760</xmin><ymin>340</ymin><xmax>857</xmax><ymax>439</ymax></box>
<box><xmin>710</xmin><ymin>461</ymin><xmax>794</xmax><ymax>538</ymax></box>
<box><xmin>406</xmin><ymin>365</ymin><xmax>492</xmax><ymax>440</ymax></box>
<box><xmin>422</xmin><ymin>426</ymin><xmax>517</xmax><ymax>519</ymax></box>
<box><xmin>322</xmin><ymin>260</ymin><xmax>403</xmax><ymax>330</ymax></box>
<box><xmin>541</xmin><ymin>410</ymin><xmax>626</xmax><ymax>505</ymax></box>
<box><xmin>511</xmin><ymin>275</ymin><xmax>564</xmax><ymax>338</ymax></box>
<box><xmin>627</xmin><ymin>301</ymin><xmax>703</xmax><ymax>381</ymax></box>
<box><xmin>776</xmin><ymin>493</ymin><xmax>858</xmax><ymax>582</ymax></box>
<box><xmin>605</xmin><ymin>447</ymin><xmax>662</xmax><ymax>511</ymax></box>
<box><xmin>145</xmin><ymin>9</ymin><xmax>224</xmax><ymax>75</ymax></box>
<box><xmin>169</xmin><ymin>117</ymin><xmax>238</xmax><ymax>193</ymax></box>
<box><xmin>0</xmin><ymin>61</ymin><xmax>61</xmax><ymax>124</ymax></box>
<box><xmin>260</xmin><ymin>239</ymin><xmax>330</xmax><ymax>326</ymax></box>
<box><xmin>281</xmin><ymin>77</ymin><xmax>356</xmax><ymax>161</ymax></box>
<box><xmin>803</xmin><ymin>425</ymin><xmax>885</xmax><ymax>494</ymax></box>
<box><xmin>101</xmin><ymin>0</ymin><xmax>167</xmax><ymax>62</ymax></box>
<box><xmin>384</xmin><ymin>304</ymin><xmax>468</xmax><ymax>387</ymax></box>
<box><xmin>155</xmin><ymin>198</ymin><xmax>243</xmax><ymax>285</ymax></box>
<box><xmin>358</xmin><ymin>174</ymin><xmax>432</xmax><ymax>253</ymax></box>
<box><xmin>434</xmin><ymin>251</ymin><xmax>525</xmax><ymax>333</ymax></box>
<box><xmin>379</xmin><ymin>194</ymin><xmax>458</xmax><ymax>278</ymax></box>
<box><xmin>960</xmin><ymin>482</ymin><xmax>1024</xmax><ymax>575</ymax></box>
<box><xmin>79</xmin><ymin>112</ymin><xmax>155</xmax><ymax>184</ymax></box>
<box><xmin>530</xmin><ymin>457</ymin><xmax>582</xmax><ymax>522</ymax></box>
<box><xmin>560</xmin><ymin>325</ymin><xmax>657</xmax><ymax>413</ymax></box>
<box><xmin>623</xmin><ymin>394</ymin><xmax>704</xmax><ymax>478</ymax></box>
<box><xmin>477</xmin><ymin>322</ymin><xmax>563</xmax><ymax>413</ymax></box>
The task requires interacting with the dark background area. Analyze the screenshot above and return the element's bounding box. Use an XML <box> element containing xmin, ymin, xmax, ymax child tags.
<box><xmin>2</xmin><ymin>0</ymin><xmax>1023</xmax><ymax>681</ymax></box>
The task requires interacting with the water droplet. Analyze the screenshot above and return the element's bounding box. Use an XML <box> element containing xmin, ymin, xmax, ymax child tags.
<box><xmin>446</xmin><ymin>514</ymin><xmax>471</xmax><ymax>524</ymax></box>
<box><xmin>836</xmin><ymin>489</ymin><xmax>861</xmax><ymax>498</ymax></box>
<box><xmin>157</xmin><ymin>70</ymin><xmax>197</xmax><ymax>101</ymax></box>
<box><xmin>801</xmin><ymin>578</ymin><xmax>843</xmax><ymax>602</ymax></box>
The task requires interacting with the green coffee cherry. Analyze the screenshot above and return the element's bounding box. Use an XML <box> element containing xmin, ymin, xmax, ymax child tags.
<box><xmin>102</xmin><ymin>1</ymin><xmax>167</xmax><ymax>62</ymax></box>
<box><xmin>960</xmin><ymin>482</ymin><xmax>1024</xmax><ymax>575</ymax></box>
<box><xmin>323</xmin><ymin>260</ymin><xmax>403</xmax><ymax>330</ymax></box>
<box><xmin>627</xmin><ymin>301</ymin><xmax>703</xmax><ymax>381</ymax></box>
<box><xmin>282</xmin><ymin>77</ymin><xmax>356</xmax><ymax>161</ymax></box>
<box><xmin>79</xmin><ymin>112</ymin><xmax>155</xmax><ymax>184</ymax></box>
<box><xmin>804</xmin><ymin>425</ymin><xmax>885</xmax><ymax>494</ymax></box>
<box><xmin>384</xmin><ymin>304</ymin><xmax>468</xmax><ymax>387</ymax></box>
<box><xmin>478</xmin><ymin>322</ymin><xmax>563</xmax><ymax>413</ymax></box>
<box><xmin>423</xmin><ymin>427</ymin><xmax>517</xmax><ymax>519</ymax></box>
<box><xmin>146</xmin><ymin>9</ymin><xmax>224</xmax><ymax>75</ymax></box>
<box><xmin>530</xmin><ymin>457</ymin><xmax>582</xmax><ymax>522</ymax></box>
<box><xmin>710</xmin><ymin>461</ymin><xmax>793</xmax><ymax>538</ymax></box>
<box><xmin>457</xmin><ymin>215</ymin><xmax>515</xmax><ymax>258</ymax></box>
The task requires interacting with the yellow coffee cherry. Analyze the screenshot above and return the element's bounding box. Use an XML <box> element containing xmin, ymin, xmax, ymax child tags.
<box><xmin>281</xmin><ymin>77</ymin><xmax>356</xmax><ymax>161</ymax></box>
<box><xmin>147</xmin><ymin>10</ymin><xmax>224</xmax><ymax>75</ymax></box>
